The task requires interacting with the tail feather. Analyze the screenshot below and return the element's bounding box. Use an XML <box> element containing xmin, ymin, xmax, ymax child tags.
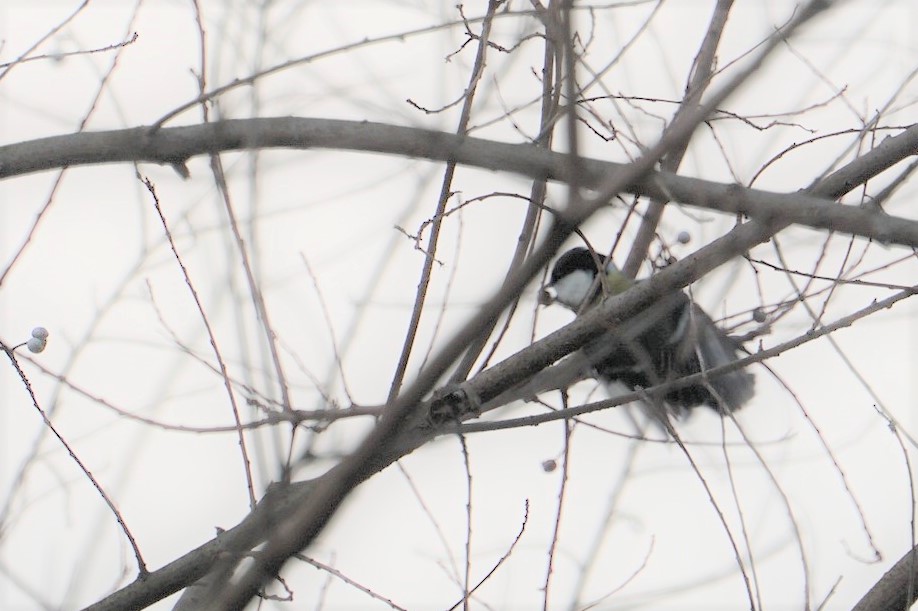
<box><xmin>692</xmin><ymin>312</ymin><xmax>755</xmax><ymax>411</ymax></box>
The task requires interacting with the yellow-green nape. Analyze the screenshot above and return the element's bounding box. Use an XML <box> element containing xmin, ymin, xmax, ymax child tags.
<box><xmin>604</xmin><ymin>267</ymin><xmax>633</xmax><ymax>296</ymax></box>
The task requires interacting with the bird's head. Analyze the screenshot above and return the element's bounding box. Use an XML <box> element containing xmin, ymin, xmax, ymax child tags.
<box><xmin>539</xmin><ymin>247</ymin><xmax>632</xmax><ymax>311</ymax></box>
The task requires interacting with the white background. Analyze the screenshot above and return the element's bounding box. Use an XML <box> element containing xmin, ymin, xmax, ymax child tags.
<box><xmin>1</xmin><ymin>1</ymin><xmax>917</xmax><ymax>610</ymax></box>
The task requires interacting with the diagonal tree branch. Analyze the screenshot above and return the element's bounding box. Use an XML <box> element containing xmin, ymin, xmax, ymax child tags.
<box><xmin>622</xmin><ymin>0</ymin><xmax>735</xmax><ymax>278</ymax></box>
<box><xmin>852</xmin><ymin>543</ymin><xmax>918</xmax><ymax>611</ymax></box>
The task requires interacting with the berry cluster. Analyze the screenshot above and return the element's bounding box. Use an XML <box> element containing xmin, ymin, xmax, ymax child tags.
<box><xmin>27</xmin><ymin>327</ymin><xmax>49</xmax><ymax>353</ymax></box>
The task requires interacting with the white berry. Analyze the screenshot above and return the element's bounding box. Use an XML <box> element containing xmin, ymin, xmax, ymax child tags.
<box><xmin>677</xmin><ymin>231</ymin><xmax>691</xmax><ymax>244</ymax></box>
<box><xmin>27</xmin><ymin>337</ymin><xmax>47</xmax><ymax>353</ymax></box>
<box><xmin>31</xmin><ymin>327</ymin><xmax>49</xmax><ymax>339</ymax></box>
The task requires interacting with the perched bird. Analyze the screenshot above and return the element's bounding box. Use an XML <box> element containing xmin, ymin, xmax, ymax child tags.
<box><xmin>541</xmin><ymin>247</ymin><xmax>754</xmax><ymax>415</ymax></box>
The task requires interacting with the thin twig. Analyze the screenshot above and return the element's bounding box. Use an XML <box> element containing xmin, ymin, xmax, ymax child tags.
<box><xmin>621</xmin><ymin>0</ymin><xmax>735</xmax><ymax>278</ymax></box>
<box><xmin>458</xmin><ymin>431</ymin><xmax>474</xmax><ymax>611</ymax></box>
<box><xmin>1</xmin><ymin>343</ymin><xmax>148</xmax><ymax>576</ymax></box>
<box><xmin>0</xmin><ymin>0</ymin><xmax>90</xmax><ymax>81</ymax></box>
<box><xmin>385</xmin><ymin>0</ymin><xmax>506</xmax><ymax>402</ymax></box>
<box><xmin>296</xmin><ymin>554</ymin><xmax>408</xmax><ymax>611</ymax></box>
<box><xmin>140</xmin><ymin>174</ymin><xmax>258</xmax><ymax>509</ymax></box>
<box><xmin>542</xmin><ymin>398</ymin><xmax>573</xmax><ymax>611</ymax></box>
<box><xmin>446</xmin><ymin>500</ymin><xmax>530</xmax><ymax>611</ymax></box>
<box><xmin>451</xmin><ymin>0</ymin><xmax>561</xmax><ymax>381</ymax></box>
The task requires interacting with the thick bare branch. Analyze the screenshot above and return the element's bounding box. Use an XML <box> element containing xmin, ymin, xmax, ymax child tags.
<box><xmin>1</xmin><ymin>118</ymin><xmax>917</xmax><ymax>247</ymax></box>
<box><xmin>852</xmin><ymin>544</ymin><xmax>918</xmax><ymax>611</ymax></box>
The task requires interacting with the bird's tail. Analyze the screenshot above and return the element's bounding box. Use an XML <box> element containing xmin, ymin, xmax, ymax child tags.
<box><xmin>678</xmin><ymin>305</ymin><xmax>755</xmax><ymax>412</ymax></box>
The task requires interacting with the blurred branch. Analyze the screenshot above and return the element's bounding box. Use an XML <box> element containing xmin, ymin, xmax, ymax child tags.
<box><xmin>385</xmin><ymin>0</ymin><xmax>505</xmax><ymax>403</ymax></box>
<box><xmin>852</xmin><ymin>544</ymin><xmax>918</xmax><ymax>611</ymax></box>
<box><xmin>449</xmin><ymin>0</ymin><xmax>562</xmax><ymax>382</ymax></box>
<box><xmin>622</xmin><ymin>0</ymin><xmax>734</xmax><ymax>278</ymax></box>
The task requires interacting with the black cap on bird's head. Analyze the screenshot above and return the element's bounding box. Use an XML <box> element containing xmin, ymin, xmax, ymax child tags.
<box><xmin>549</xmin><ymin>247</ymin><xmax>602</xmax><ymax>284</ymax></box>
<box><xmin>540</xmin><ymin>247</ymin><xmax>631</xmax><ymax>311</ymax></box>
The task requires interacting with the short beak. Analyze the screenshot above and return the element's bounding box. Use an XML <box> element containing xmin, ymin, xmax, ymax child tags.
<box><xmin>538</xmin><ymin>285</ymin><xmax>557</xmax><ymax>306</ymax></box>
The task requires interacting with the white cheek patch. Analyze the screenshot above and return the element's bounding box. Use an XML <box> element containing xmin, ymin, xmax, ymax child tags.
<box><xmin>551</xmin><ymin>269</ymin><xmax>596</xmax><ymax>309</ymax></box>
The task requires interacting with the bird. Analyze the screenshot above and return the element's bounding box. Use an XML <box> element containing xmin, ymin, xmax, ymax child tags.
<box><xmin>540</xmin><ymin>247</ymin><xmax>754</xmax><ymax>415</ymax></box>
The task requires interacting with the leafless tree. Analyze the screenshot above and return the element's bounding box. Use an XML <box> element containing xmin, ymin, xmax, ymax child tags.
<box><xmin>1</xmin><ymin>1</ymin><xmax>916</xmax><ymax>610</ymax></box>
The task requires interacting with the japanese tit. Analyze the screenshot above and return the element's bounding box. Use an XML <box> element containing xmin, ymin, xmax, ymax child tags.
<box><xmin>541</xmin><ymin>247</ymin><xmax>754</xmax><ymax>414</ymax></box>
